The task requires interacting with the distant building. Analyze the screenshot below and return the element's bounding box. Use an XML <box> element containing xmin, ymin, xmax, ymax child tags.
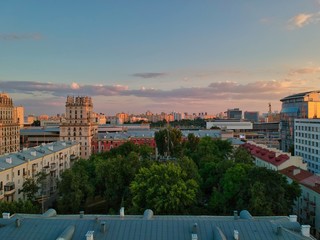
<box><xmin>280</xmin><ymin>91</ymin><xmax>320</xmax><ymax>152</ymax></box>
<box><xmin>59</xmin><ymin>96</ymin><xmax>98</xmax><ymax>159</ymax></box>
<box><xmin>294</xmin><ymin>118</ymin><xmax>320</xmax><ymax>174</ymax></box>
<box><xmin>226</xmin><ymin>108</ymin><xmax>242</xmax><ymax>120</ymax></box>
<box><xmin>0</xmin><ymin>93</ymin><xmax>20</xmax><ymax>155</ymax></box>
<box><xmin>13</xmin><ymin>106</ymin><xmax>24</xmax><ymax>128</ymax></box>
<box><xmin>244</xmin><ymin>111</ymin><xmax>259</xmax><ymax>123</ymax></box>
<box><xmin>206</xmin><ymin>120</ymin><xmax>252</xmax><ymax>131</ymax></box>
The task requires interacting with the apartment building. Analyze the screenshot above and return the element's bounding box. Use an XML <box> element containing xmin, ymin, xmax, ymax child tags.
<box><xmin>242</xmin><ymin>141</ymin><xmax>307</xmax><ymax>171</ymax></box>
<box><xmin>294</xmin><ymin>118</ymin><xmax>320</xmax><ymax>174</ymax></box>
<box><xmin>280</xmin><ymin>166</ymin><xmax>320</xmax><ymax>238</ymax></box>
<box><xmin>0</xmin><ymin>93</ymin><xmax>20</xmax><ymax>155</ymax></box>
<box><xmin>60</xmin><ymin>96</ymin><xmax>98</xmax><ymax>159</ymax></box>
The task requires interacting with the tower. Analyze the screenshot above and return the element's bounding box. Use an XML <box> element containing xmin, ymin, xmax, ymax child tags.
<box><xmin>59</xmin><ymin>96</ymin><xmax>98</xmax><ymax>159</ymax></box>
<box><xmin>0</xmin><ymin>93</ymin><xmax>20</xmax><ymax>155</ymax></box>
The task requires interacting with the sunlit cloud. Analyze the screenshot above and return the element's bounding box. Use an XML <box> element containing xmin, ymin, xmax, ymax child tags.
<box><xmin>288</xmin><ymin>12</ymin><xmax>320</xmax><ymax>29</ymax></box>
<box><xmin>289</xmin><ymin>67</ymin><xmax>320</xmax><ymax>75</ymax></box>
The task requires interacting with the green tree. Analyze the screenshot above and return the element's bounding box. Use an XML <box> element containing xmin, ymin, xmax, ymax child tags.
<box><xmin>232</xmin><ymin>147</ymin><xmax>254</xmax><ymax>165</ymax></box>
<box><xmin>130</xmin><ymin>162</ymin><xmax>199</xmax><ymax>214</ymax></box>
<box><xmin>155</xmin><ymin>127</ymin><xmax>183</xmax><ymax>158</ymax></box>
<box><xmin>57</xmin><ymin>160</ymin><xmax>94</xmax><ymax>213</ymax></box>
<box><xmin>20</xmin><ymin>171</ymin><xmax>48</xmax><ymax>201</ymax></box>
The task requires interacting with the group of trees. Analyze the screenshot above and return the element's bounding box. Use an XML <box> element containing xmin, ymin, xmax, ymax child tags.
<box><xmin>57</xmin><ymin>127</ymin><xmax>301</xmax><ymax>216</ymax></box>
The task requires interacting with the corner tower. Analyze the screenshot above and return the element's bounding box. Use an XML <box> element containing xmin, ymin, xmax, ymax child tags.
<box><xmin>59</xmin><ymin>96</ymin><xmax>98</xmax><ymax>159</ymax></box>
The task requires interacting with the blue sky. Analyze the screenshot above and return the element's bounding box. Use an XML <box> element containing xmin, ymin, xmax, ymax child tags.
<box><xmin>1</xmin><ymin>1</ymin><xmax>320</xmax><ymax>116</ymax></box>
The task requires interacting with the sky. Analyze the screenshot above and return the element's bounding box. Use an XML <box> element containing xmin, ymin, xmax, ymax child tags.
<box><xmin>1</xmin><ymin>0</ymin><xmax>320</xmax><ymax>116</ymax></box>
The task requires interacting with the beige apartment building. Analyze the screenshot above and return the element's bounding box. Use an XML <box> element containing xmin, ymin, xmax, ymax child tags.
<box><xmin>0</xmin><ymin>93</ymin><xmax>20</xmax><ymax>155</ymax></box>
<box><xmin>13</xmin><ymin>106</ymin><xmax>24</xmax><ymax>128</ymax></box>
<box><xmin>0</xmin><ymin>141</ymin><xmax>80</xmax><ymax>202</ymax></box>
<box><xmin>59</xmin><ymin>96</ymin><xmax>98</xmax><ymax>159</ymax></box>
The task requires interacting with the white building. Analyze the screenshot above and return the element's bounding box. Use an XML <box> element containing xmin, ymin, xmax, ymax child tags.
<box><xmin>0</xmin><ymin>141</ymin><xmax>80</xmax><ymax>202</ymax></box>
<box><xmin>206</xmin><ymin>120</ymin><xmax>253</xmax><ymax>130</ymax></box>
<box><xmin>294</xmin><ymin>119</ymin><xmax>320</xmax><ymax>174</ymax></box>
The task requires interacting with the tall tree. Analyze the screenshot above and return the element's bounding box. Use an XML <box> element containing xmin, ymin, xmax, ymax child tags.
<box><xmin>130</xmin><ymin>162</ymin><xmax>199</xmax><ymax>214</ymax></box>
<box><xmin>155</xmin><ymin>127</ymin><xmax>183</xmax><ymax>158</ymax></box>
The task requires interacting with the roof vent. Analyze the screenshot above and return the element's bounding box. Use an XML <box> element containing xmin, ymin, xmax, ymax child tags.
<box><xmin>42</xmin><ymin>208</ymin><xmax>57</xmax><ymax>218</ymax></box>
<box><xmin>2</xmin><ymin>212</ymin><xmax>10</xmax><ymax>219</ymax></box>
<box><xmin>56</xmin><ymin>225</ymin><xmax>75</xmax><ymax>240</ymax></box>
<box><xmin>191</xmin><ymin>223</ymin><xmax>198</xmax><ymax>240</ymax></box>
<box><xmin>15</xmin><ymin>218</ymin><xmax>21</xmax><ymax>228</ymax></box>
<box><xmin>239</xmin><ymin>210</ymin><xmax>253</xmax><ymax>220</ymax></box>
<box><xmin>301</xmin><ymin>225</ymin><xmax>310</xmax><ymax>237</ymax></box>
<box><xmin>100</xmin><ymin>222</ymin><xmax>107</xmax><ymax>233</ymax></box>
<box><xmin>80</xmin><ymin>211</ymin><xmax>84</xmax><ymax>218</ymax></box>
<box><xmin>85</xmin><ymin>231</ymin><xmax>94</xmax><ymax>240</ymax></box>
<box><xmin>48</xmin><ymin>145</ymin><xmax>54</xmax><ymax>151</ymax></box>
<box><xmin>233</xmin><ymin>230</ymin><xmax>239</xmax><ymax>240</ymax></box>
<box><xmin>293</xmin><ymin>169</ymin><xmax>300</xmax><ymax>176</ymax></box>
<box><xmin>289</xmin><ymin>215</ymin><xmax>297</xmax><ymax>222</ymax></box>
<box><xmin>233</xmin><ymin>210</ymin><xmax>238</xmax><ymax>220</ymax></box>
<box><xmin>31</xmin><ymin>151</ymin><xmax>36</xmax><ymax>156</ymax></box>
<box><xmin>143</xmin><ymin>209</ymin><xmax>153</xmax><ymax>220</ymax></box>
<box><xmin>5</xmin><ymin>157</ymin><xmax>12</xmax><ymax>164</ymax></box>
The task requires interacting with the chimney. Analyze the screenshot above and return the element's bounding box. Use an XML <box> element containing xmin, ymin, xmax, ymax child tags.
<box><xmin>191</xmin><ymin>223</ymin><xmax>198</xmax><ymax>240</ymax></box>
<box><xmin>80</xmin><ymin>211</ymin><xmax>84</xmax><ymax>218</ymax></box>
<box><xmin>85</xmin><ymin>231</ymin><xmax>94</xmax><ymax>240</ymax></box>
<box><xmin>120</xmin><ymin>207</ymin><xmax>125</xmax><ymax>217</ymax></box>
<box><xmin>5</xmin><ymin>157</ymin><xmax>12</xmax><ymax>164</ymax></box>
<box><xmin>293</xmin><ymin>168</ymin><xmax>300</xmax><ymax>175</ymax></box>
<box><xmin>2</xmin><ymin>212</ymin><xmax>10</xmax><ymax>219</ymax></box>
<box><xmin>234</xmin><ymin>230</ymin><xmax>239</xmax><ymax>240</ymax></box>
<box><xmin>301</xmin><ymin>225</ymin><xmax>310</xmax><ymax>237</ymax></box>
<box><xmin>234</xmin><ymin>210</ymin><xmax>238</xmax><ymax>220</ymax></box>
<box><xmin>100</xmin><ymin>222</ymin><xmax>107</xmax><ymax>233</ymax></box>
<box><xmin>289</xmin><ymin>215</ymin><xmax>297</xmax><ymax>222</ymax></box>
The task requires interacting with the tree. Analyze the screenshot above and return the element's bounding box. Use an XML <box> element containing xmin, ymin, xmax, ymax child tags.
<box><xmin>232</xmin><ymin>147</ymin><xmax>254</xmax><ymax>165</ymax></box>
<box><xmin>57</xmin><ymin>160</ymin><xmax>94</xmax><ymax>213</ymax></box>
<box><xmin>155</xmin><ymin>127</ymin><xmax>183</xmax><ymax>158</ymax></box>
<box><xmin>20</xmin><ymin>172</ymin><xmax>47</xmax><ymax>201</ymax></box>
<box><xmin>130</xmin><ymin>162</ymin><xmax>199</xmax><ymax>214</ymax></box>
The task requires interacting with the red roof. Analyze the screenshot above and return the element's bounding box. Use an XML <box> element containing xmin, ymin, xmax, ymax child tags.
<box><xmin>280</xmin><ymin>166</ymin><xmax>320</xmax><ymax>194</ymax></box>
<box><xmin>242</xmin><ymin>143</ymin><xmax>289</xmax><ymax>166</ymax></box>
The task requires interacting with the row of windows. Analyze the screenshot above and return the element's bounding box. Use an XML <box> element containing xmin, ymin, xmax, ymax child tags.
<box><xmin>296</xmin><ymin>139</ymin><xmax>319</xmax><ymax>147</ymax></box>
<box><xmin>295</xmin><ymin>132</ymin><xmax>319</xmax><ymax>139</ymax></box>
<box><xmin>295</xmin><ymin>125</ymin><xmax>320</xmax><ymax>131</ymax></box>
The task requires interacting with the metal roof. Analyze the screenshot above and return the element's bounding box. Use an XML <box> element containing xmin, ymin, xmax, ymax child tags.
<box><xmin>0</xmin><ymin>210</ymin><xmax>314</xmax><ymax>240</ymax></box>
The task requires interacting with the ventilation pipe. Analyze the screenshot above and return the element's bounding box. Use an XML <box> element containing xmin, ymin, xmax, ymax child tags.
<box><xmin>233</xmin><ymin>210</ymin><xmax>238</xmax><ymax>220</ymax></box>
<box><xmin>120</xmin><ymin>207</ymin><xmax>125</xmax><ymax>217</ymax></box>
<box><xmin>85</xmin><ymin>231</ymin><xmax>94</xmax><ymax>240</ymax></box>
<box><xmin>100</xmin><ymin>222</ymin><xmax>107</xmax><ymax>233</ymax></box>
<box><xmin>80</xmin><ymin>211</ymin><xmax>84</xmax><ymax>218</ymax></box>
<box><xmin>191</xmin><ymin>223</ymin><xmax>198</xmax><ymax>240</ymax></box>
<box><xmin>15</xmin><ymin>219</ymin><xmax>21</xmax><ymax>228</ymax></box>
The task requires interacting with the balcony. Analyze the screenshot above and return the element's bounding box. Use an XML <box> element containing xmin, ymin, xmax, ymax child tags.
<box><xmin>50</xmin><ymin>163</ymin><xmax>57</xmax><ymax>172</ymax></box>
<box><xmin>70</xmin><ymin>154</ymin><xmax>78</xmax><ymax>161</ymax></box>
<box><xmin>4</xmin><ymin>182</ymin><xmax>15</xmax><ymax>196</ymax></box>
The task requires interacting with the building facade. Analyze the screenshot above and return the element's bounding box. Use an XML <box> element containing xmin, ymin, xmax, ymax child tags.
<box><xmin>60</xmin><ymin>96</ymin><xmax>98</xmax><ymax>159</ymax></box>
<box><xmin>244</xmin><ymin>111</ymin><xmax>259</xmax><ymax>123</ymax></box>
<box><xmin>280</xmin><ymin>91</ymin><xmax>320</xmax><ymax>152</ymax></box>
<box><xmin>0</xmin><ymin>93</ymin><xmax>20</xmax><ymax>156</ymax></box>
<box><xmin>294</xmin><ymin>119</ymin><xmax>320</xmax><ymax>174</ymax></box>
<box><xmin>13</xmin><ymin>106</ymin><xmax>24</xmax><ymax>128</ymax></box>
<box><xmin>226</xmin><ymin>108</ymin><xmax>242</xmax><ymax>119</ymax></box>
<box><xmin>0</xmin><ymin>141</ymin><xmax>80</xmax><ymax>202</ymax></box>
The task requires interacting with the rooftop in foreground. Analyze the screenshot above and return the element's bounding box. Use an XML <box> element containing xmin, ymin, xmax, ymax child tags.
<box><xmin>0</xmin><ymin>209</ymin><xmax>315</xmax><ymax>240</ymax></box>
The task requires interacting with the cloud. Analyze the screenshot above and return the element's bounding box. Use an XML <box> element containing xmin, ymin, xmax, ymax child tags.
<box><xmin>131</xmin><ymin>72</ymin><xmax>167</xmax><ymax>78</ymax></box>
<box><xmin>289</xmin><ymin>67</ymin><xmax>320</xmax><ymax>75</ymax></box>
<box><xmin>288</xmin><ymin>12</ymin><xmax>320</xmax><ymax>29</ymax></box>
<box><xmin>70</xmin><ymin>82</ymin><xmax>80</xmax><ymax>90</ymax></box>
<box><xmin>0</xmin><ymin>33</ymin><xmax>42</xmax><ymax>41</ymax></box>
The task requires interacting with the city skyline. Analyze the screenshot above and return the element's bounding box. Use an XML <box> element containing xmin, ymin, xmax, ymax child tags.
<box><xmin>1</xmin><ymin>1</ymin><xmax>320</xmax><ymax>115</ymax></box>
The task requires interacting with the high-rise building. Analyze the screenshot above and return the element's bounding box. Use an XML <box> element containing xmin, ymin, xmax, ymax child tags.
<box><xmin>225</xmin><ymin>108</ymin><xmax>242</xmax><ymax>120</ymax></box>
<box><xmin>244</xmin><ymin>111</ymin><xmax>259</xmax><ymax>122</ymax></box>
<box><xmin>294</xmin><ymin>118</ymin><xmax>320</xmax><ymax>173</ymax></box>
<box><xmin>280</xmin><ymin>91</ymin><xmax>320</xmax><ymax>152</ymax></box>
<box><xmin>0</xmin><ymin>93</ymin><xmax>20</xmax><ymax>155</ymax></box>
<box><xmin>59</xmin><ymin>96</ymin><xmax>98</xmax><ymax>159</ymax></box>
